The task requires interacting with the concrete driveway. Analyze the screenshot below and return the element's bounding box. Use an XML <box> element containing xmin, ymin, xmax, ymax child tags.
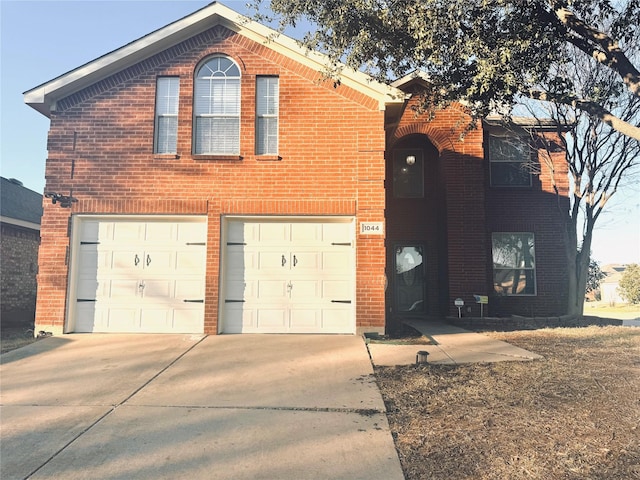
<box><xmin>1</xmin><ymin>334</ymin><xmax>404</xmax><ymax>480</ymax></box>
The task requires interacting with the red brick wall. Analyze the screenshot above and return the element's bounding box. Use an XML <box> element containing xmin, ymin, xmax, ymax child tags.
<box><xmin>36</xmin><ymin>26</ymin><xmax>387</xmax><ymax>334</ymax></box>
<box><xmin>485</xmin><ymin>131</ymin><xmax>570</xmax><ymax>317</ymax></box>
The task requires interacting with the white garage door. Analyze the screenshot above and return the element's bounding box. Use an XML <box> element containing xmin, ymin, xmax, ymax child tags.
<box><xmin>71</xmin><ymin>217</ymin><xmax>206</xmax><ymax>333</ymax></box>
<box><xmin>221</xmin><ymin>217</ymin><xmax>355</xmax><ymax>333</ymax></box>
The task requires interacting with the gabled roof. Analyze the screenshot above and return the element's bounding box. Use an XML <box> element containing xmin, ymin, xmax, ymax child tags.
<box><xmin>0</xmin><ymin>177</ymin><xmax>43</xmax><ymax>230</ymax></box>
<box><xmin>24</xmin><ymin>2</ymin><xmax>403</xmax><ymax>117</ymax></box>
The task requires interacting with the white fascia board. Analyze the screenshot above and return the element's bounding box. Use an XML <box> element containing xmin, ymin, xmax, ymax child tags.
<box><xmin>24</xmin><ymin>2</ymin><xmax>403</xmax><ymax>116</ymax></box>
<box><xmin>0</xmin><ymin>216</ymin><xmax>41</xmax><ymax>231</ymax></box>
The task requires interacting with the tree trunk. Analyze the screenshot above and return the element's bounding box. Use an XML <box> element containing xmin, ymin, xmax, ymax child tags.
<box><xmin>564</xmin><ymin>213</ymin><xmax>581</xmax><ymax>316</ymax></box>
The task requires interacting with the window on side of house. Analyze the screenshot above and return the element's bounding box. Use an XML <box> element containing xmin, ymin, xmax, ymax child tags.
<box><xmin>154</xmin><ymin>77</ymin><xmax>180</xmax><ymax>154</ymax></box>
<box><xmin>256</xmin><ymin>76</ymin><xmax>279</xmax><ymax>155</ymax></box>
<box><xmin>489</xmin><ymin>135</ymin><xmax>532</xmax><ymax>187</ymax></box>
<box><xmin>492</xmin><ymin>232</ymin><xmax>536</xmax><ymax>296</ymax></box>
<box><xmin>193</xmin><ymin>56</ymin><xmax>240</xmax><ymax>155</ymax></box>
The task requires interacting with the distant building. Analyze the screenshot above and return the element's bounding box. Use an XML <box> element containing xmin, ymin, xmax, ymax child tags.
<box><xmin>0</xmin><ymin>177</ymin><xmax>43</xmax><ymax>325</ymax></box>
<box><xmin>600</xmin><ymin>264</ymin><xmax>628</xmax><ymax>305</ymax></box>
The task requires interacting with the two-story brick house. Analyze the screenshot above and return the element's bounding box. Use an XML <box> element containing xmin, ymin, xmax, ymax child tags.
<box><xmin>24</xmin><ymin>2</ymin><xmax>569</xmax><ymax>336</ymax></box>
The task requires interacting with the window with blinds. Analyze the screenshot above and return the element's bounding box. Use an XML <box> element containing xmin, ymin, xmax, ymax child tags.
<box><xmin>256</xmin><ymin>76</ymin><xmax>279</xmax><ymax>155</ymax></box>
<box><xmin>154</xmin><ymin>77</ymin><xmax>180</xmax><ymax>154</ymax></box>
<box><xmin>193</xmin><ymin>56</ymin><xmax>240</xmax><ymax>155</ymax></box>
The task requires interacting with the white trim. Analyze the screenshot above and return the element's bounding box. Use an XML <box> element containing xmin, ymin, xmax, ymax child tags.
<box><xmin>25</xmin><ymin>2</ymin><xmax>404</xmax><ymax>116</ymax></box>
<box><xmin>0</xmin><ymin>216</ymin><xmax>40</xmax><ymax>231</ymax></box>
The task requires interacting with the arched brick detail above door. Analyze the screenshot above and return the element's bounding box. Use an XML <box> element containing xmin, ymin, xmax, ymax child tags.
<box><xmin>389</xmin><ymin>123</ymin><xmax>457</xmax><ymax>153</ymax></box>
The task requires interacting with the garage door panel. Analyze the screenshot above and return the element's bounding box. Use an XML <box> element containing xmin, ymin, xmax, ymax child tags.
<box><xmin>258</xmin><ymin>223</ymin><xmax>290</xmax><ymax>244</ymax></box>
<box><xmin>322</xmin><ymin>308</ymin><xmax>352</xmax><ymax>332</ymax></box>
<box><xmin>227</xmin><ymin>248</ymin><xmax>256</xmax><ymax>274</ymax></box>
<box><xmin>76</xmin><ymin>279</ymin><xmax>102</xmax><ymax>300</ymax></box>
<box><xmin>290</xmin><ymin>280</ymin><xmax>319</xmax><ymax>300</ymax></box>
<box><xmin>226</xmin><ymin>280</ymin><xmax>251</xmax><ymax>300</ymax></box>
<box><xmin>175</xmin><ymin>279</ymin><xmax>205</xmax><ymax>300</ymax></box>
<box><xmin>142</xmin><ymin>251</ymin><xmax>174</xmax><ymax>272</ymax></box>
<box><xmin>289</xmin><ymin>308</ymin><xmax>321</xmax><ymax>331</ymax></box>
<box><xmin>224</xmin><ymin>304</ymin><xmax>253</xmax><ymax>333</ymax></box>
<box><xmin>257</xmin><ymin>251</ymin><xmax>289</xmax><ymax>273</ymax></box>
<box><xmin>322</xmin><ymin>222</ymin><xmax>352</xmax><ymax>243</ymax></box>
<box><xmin>176</xmin><ymin>250</ymin><xmax>206</xmax><ymax>272</ymax></box>
<box><xmin>140</xmin><ymin>309</ymin><xmax>171</xmax><ymax>331</ymax></box>
<box><xmin>145</xmin><ymin>222</ymin><xmax>176</xmax><ymax>242</ymax></box>
<box><xmin>106</xmin><ymin>308</ymin><xmax>140</xmax><ymax>332</ymax></box>
<box><xmin>178</xmin><ymin>222</ymin><xmax>207</xmax><ymax>243</ymax></box>
<box><xmin>110</xmin><ymin>280</ymin><xmax>139</xmax><ymax>298</ymax></box>
<box><xmin>256</xmin><ymin>309</ymin><xmax>288</xmax><ymax>330</ymax></box>
<box><xmin>172</xmin><ymin>308</ymin><xmax>205</xmax><ymax>332</ymax></box>
<box><xmin>323</xmin><ymin>251</ymin><xmax>352</xmax><ymax>270</ymax></box>
<box><xmin>289</xmin><ymin>252</ymin><xmax>320</xmax><ymax>273</ymax></box>
<box><xmin>290</xmin><ymin>223</ymin><xmax>321</xmax><ymax>243</ymax></box>
<box><xmin>112</xmin><ymin>222</ymin><xmax>146</xmax><ymax>242</ymax></box>
<box><xmin>143</xmin><ymin>280</ymin><xmax>172</xmax><ymax>299</ymax></box>
<box><xmin>77</xmin><ymin>247</ymin><xmax>106</xmax><ymax>273</ymax></box>
<box><xmin>322</xmin><ymin>280</ymin><xmax>351</xmax><ymax>300</ymax></box>
<box><xmin>257</xmin><ymin>280</ymin><xmax>287</xmax><ymax>299</ymax></box>
<box><xmin>75</xmin><ymin>303</ymin><xmax>100</xmax><ymax>332</ymax></box>
<box><xmin>111</xmin><ymin>250</ymin><xmax>141</xmax><ymax>273</ymax></box>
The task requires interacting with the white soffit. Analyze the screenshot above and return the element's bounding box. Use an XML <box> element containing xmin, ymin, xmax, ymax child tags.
<box><xmin>24</xmin><ymin>2</ymin><xmax>403</xmax><ymax>117</ymax></box>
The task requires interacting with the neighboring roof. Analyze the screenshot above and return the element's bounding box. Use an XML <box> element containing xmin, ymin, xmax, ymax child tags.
<box><xmin>0</xmin><ymin>177</ymin><xmax>43</xmax><ymax>230</ymax></box>
<box><xmin>601</xmin><ymin>264</ymin><xmax>628</xmax><ymax>284</ymax></box>
<box><xmin>24</xmin><ymin>2</ymin><xmax>404</xmax><ymax>117</ymax></box>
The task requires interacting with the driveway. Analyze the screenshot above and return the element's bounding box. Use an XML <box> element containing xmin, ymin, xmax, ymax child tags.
<box><xmin>1</xmin><ymin>334</ymin><xmax>404</xmax><ymax>480</ymax></box>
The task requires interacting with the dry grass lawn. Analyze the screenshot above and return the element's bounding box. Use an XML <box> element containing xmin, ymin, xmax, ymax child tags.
<box><xmin>375</xmin><ymin>326</ymin><xmax>640</xmax><ymax>480</ymax></box>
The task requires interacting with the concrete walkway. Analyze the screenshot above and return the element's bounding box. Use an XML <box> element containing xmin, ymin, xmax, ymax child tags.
<box><xmin>1</xmin><ymin>334</ymin><xmax>404</xmax><ymax>480</ymax></box>
<box><xmin>367</xmin><ymin>319</ymin><xmax>543</xmax><ymax>366</ymax></box>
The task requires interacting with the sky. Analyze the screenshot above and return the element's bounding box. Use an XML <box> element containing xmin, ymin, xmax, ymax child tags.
<box><xmin>1</xmin><ymin>0</ymin><xmax>639</xmax><ymax>266</ymax></box>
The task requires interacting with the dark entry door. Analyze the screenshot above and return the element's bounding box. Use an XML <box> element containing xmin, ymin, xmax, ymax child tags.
<box><xmin>394</xmin><ymin>245</ymin><xmax>425</xmax><ymax>313</ymax></box>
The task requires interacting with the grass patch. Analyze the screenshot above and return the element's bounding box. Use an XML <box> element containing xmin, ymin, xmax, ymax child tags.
<box><xmin>375</xmin><ymin>326</ymin><xmax>640</xmax><ymax>480</ymax></box>
<box><xmin>1</xmin><ymin>325</ymin><xmax>37</xmax><ymax>355</ymax></box>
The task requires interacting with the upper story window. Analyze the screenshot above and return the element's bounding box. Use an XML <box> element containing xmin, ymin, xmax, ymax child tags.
<box><xmin>393</xmin><ymin>149</ymin><xmax>424</xmax><ymax>198</ymax></box>
<box><xmin>256</xmin><ymin>76</ymin><xmax>279</xmax><ymax>155</ymax></box>
<box><xmin>492</xmin><ymin>232</ymin><xmax>536</xmax><ymax>296</ymax></box>
<box><xmin>194</xmin><ymin>56</ymin><xmax>240</xmax><ymax>155</ymax></box>
<box><xmin>489</xmin><ymin>135</ymin><xmax>532</xmax><ymax>187</ymax></box>
<box><xmin>154</xmin><ymin>77</ymin><xmax>180</xmax><ymax>154</ymax></box>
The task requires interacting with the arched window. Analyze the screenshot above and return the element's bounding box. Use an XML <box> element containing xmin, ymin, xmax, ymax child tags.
<box><xmin>193</xmin><ymin>56</ymin><xmax>240</xmax><ymax>155</ymax></box>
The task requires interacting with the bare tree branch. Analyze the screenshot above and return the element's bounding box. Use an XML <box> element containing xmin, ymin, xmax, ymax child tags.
<box><xmin>527</xmin><ymin>89</ymin><xmax>640</xmax><ymax>140</ymax></box>
<box><xmin>548</xmin><ymin>3</ymin><xmax>640</xmax><ymax>97</ymax></box>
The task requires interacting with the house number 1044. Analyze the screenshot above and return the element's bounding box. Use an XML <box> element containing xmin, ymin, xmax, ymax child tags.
<box><xmin>360</xmin><ymin>222</ymin><xmax>384</xmax><ymax>235</ymax></box>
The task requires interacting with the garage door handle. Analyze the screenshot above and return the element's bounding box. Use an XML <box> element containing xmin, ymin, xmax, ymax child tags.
<box><xmin>331</xmin><ymin>300</ymin><xmax>352</xmax><ymax>304</ymax></box>
<box><xmin>134</xmin><ymin>254</ymin><xmax>140</xmax><ymax>266</ymax></box>
<box><xmin>282</xmin><ymin>255</ymin><xmax>287</xmax><ymax>267</ymax></box>
<box><xmin>146</xmin><ymin>254</ymin><xmax>151</xmax><ymax>266</ymax></box>
<box><xmin>293</xmin><ymin>255</ymin><xmax>298</xmax><ymax>267</ymax></box>
<box><xmin>183</xmin><ymin>299</ymin><xmax>204</xmax><ymax>303</ymax></box>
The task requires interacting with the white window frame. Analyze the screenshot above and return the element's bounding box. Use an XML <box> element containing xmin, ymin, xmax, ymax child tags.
<box><xmin>256</xmin><ymin>76</ymin><xmax>279</xmax><ymax>155</ymax></box>
<box><xmin>492</xmin><ymin>232</ymin><xmax>537</xmax><ymax>296</ymax></box>
<box><xmin>154</xmin><ymin>77</ymin><xmax>180</xmax><ymax>154</ymax></box>
<box><xmin>193</xmin><ymin>56</ymin><xmax>241</xmax><ymax>155</ymax></box>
